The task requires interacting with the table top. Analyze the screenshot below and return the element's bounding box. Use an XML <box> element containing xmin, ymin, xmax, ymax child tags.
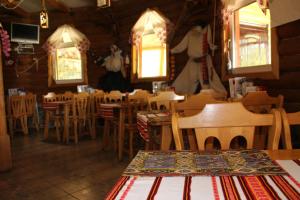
<box><xmin>106</xmin><ymin>150</ymin><xmax>300</xmax><ymax>200</ymax></box>
<box><xmin>137</xmin><ymin>110</ymin><xmax>171</xmax><ymax>126</ymax></box>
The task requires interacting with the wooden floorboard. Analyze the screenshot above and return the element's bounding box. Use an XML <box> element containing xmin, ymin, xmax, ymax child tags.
<box><xmin>0</xmin><ymin>131</ymin><xmax>130</xmax><ymax>200</ymax></box>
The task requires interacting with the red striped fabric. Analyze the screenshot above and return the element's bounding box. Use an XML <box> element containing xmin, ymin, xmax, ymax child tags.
<box><xmin>105</xmin><ymin>176</ymin><xmax>130</xmax><ymax>200</ymax></box>
<box><xmin>137</xmin><ymin>114</ymin><xmax>149</xmax><ymax>142</ymax></box>
<box><xmin>220</xmin><ymin>176</ymin><xmax>241</xmax><ymax>200</ymax></box>
<box><xmin>293</xmin><ymin>159</ymin><xmax>300</xmax><ymax>166</ymax></box>
<box><xmin>270</xmin><ymin>175</ymin><xmax>300</xmax><ymax>200</ymax></box>
<box><xmin>183</xmin><ymin>176</ymin><xmax>191</xmax><ymax>200</ymax></box>
<box><xmin>147</xmin><ymin>177</ymin><xmax>162</xmax><ymax>200</ymax></box>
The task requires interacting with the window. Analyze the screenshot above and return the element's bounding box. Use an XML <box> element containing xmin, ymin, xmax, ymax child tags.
<box><xmin>222</xmin><ymin>1</ymin><xmax>279</xmax><ymax>79</ymax></box>
<box><xmin>55</xmin><ymin>46</ymin><xmax>83</xmax><ymax>83</ymax></box>
<box><xmin>131</xmin><ymin>9</ymin><xmax>170</xmax><ymax>82</ymax></box>
<box><xmin>45</xmin><ymin>24</ymin><xmax>89</xmax><ymax>87</ymax></box>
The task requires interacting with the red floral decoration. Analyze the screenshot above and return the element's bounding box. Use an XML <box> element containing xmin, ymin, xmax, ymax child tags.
<box><xmin>0</xmin><ymin>28</ymin><xmax>11</xmax><ymax>57</ymax></box>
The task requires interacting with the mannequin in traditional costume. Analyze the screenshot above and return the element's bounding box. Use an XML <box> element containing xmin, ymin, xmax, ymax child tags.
<box><xmin>171</xmin><ymin>24</ymin><xmax>227</xmax><ymax>96</ymax></box>
<box><xmin>98</xmin><ymin>44</ymin><xmax>129</xmax><ymax>92</ymax></box>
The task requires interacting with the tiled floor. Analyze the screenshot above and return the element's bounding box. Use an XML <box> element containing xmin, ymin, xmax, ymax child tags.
<box><xmin>0</xmin><ymin>132</ymin><xmax>130</xmax><ymax>200</ymax></box>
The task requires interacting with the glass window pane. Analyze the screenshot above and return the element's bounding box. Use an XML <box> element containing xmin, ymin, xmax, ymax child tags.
<box><xmin>232</xmin><ymin>2</ymin><xmax>271</xmax><ymax>68</ymax></box>
<box><xmin>56</xmin><ymin>47</ymin><xmax>82</xmax><ymax>80</ymax></box>
<box><xmin>141</xmin><ymin>47</ymin><xmax>166</xmax><ymax>78</ymax></box>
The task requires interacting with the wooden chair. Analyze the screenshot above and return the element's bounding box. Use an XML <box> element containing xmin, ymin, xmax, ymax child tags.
<box><xmin>199</xmin><ymin>89</ymin><xmax>227</xmax><ymax>101</ymax></box>
<box><xmin>128</xmin><ymin>89</ymin><xmax>152</xmax><ymax>102</ymax></box>
<box><xmin>170</xmin><ymin>92</ymin><xmax>225</xmax><ymax>150</ymax></box>
<box><xmin>42</xmin><ymin>92</ymin><xmax>62</xmax><ymax>142</ymax></box>
<box><xmin>241</xmin><ymin>91</ymin><xmax>284</xmax><ymax>149</ymax></box>
<box><xmin>241</xmin><ymin>91</ymin><xmax>283</xmax><ymax>113</ymax></box>
<box><xmin>90</xmin><ymin>91</ymin><xmax>105</xmax><ymax>138</ymax></box>
<box><xmin>68</xmin><ymin>93</ymin><xmax>92</xmax><ymax>144</ymax></box>
<box><xmin>61</xmin><ymin>91</ymin><xmax>74</xmax><ymax>101</ymax></box>
<box><xmin>43</xmin><ymin>92</ymin><xmax>59</xmax><ymax>103</ymax></box>
<box><xmin>172</xmin><ymin>92</ymin><xmax>223</xmax><ymax>116</ymax></box>
<box><xmin>148</xmin><ymin>91</ymin><xmax>185</xmax><ymax>110</ymax></box>
<box><xmin>7</xmin><ymin>95</ymin><xmax>28</xmax><ymax>137</ymax></box>
<box><xmin>280</xmin><ymin>108</ymin><xmax>300</xmax><ymax>149</ymax></box>
<box><xmin>115</xmin><ymin>99</ymin><xmax>148</xmax><ymax>160</ymax></box>
<box><xmin>172</xmin><ymin>102</ymin><xmax>281</xmax><ymax>151</ymax></box>
<box><xmin>105</xmin><ymin>90</ymin><xmax>124</xmax><ymax>103</ymax></box>
<box><xmin>24</xmin><ymin>93</ymin><xmax>39</xmax><ymax>132</ymax></box>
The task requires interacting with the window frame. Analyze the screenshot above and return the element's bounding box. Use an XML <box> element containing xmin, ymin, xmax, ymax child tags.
<box><xmin>131</xmin><ymin>42</ymin><xmax>169</xmax><ymax>83</ymax></box>
<box><xmin>48</xmin><ymin>44</ymin><xmax>88</xmax><ymax>87</ymax></box>
<box><xmin>221</xmin><ymin>1</ymin><xmax>279</xmax><ymax>81</ymax></box>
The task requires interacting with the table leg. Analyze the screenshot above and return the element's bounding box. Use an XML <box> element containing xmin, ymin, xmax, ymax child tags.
<box><xmin>160</xmin><ymin>125</ymin><xmax>172</xmax><ymax>151</ymax></box>
<box><xmin>43</xmin><ymin>111</ymin><xmax>50</xmax><ymax>140</ymax></box>
<box><xmin>63</xmin><ymin>104</ymin><xmax>69</xmax><ymax>143</ymax></box>
<box><xmin>118</xmin><ymin>108</ymin><xmax>125</xmax><ymax>160</ymax></box>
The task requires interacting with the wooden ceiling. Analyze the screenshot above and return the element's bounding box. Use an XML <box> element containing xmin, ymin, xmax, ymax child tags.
<box><xmin>0</xmin><ymin>0</ymin><xmax>210</xmax><ymax>18</ymax></box>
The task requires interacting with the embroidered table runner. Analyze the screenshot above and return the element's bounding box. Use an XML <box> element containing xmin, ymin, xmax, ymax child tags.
<box><xmin>123</xmin><ymin>150</ymin><xmax>287</xmax><ymax>176</ymax></box>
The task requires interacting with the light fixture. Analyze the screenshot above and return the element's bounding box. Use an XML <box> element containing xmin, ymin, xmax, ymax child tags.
<box><xmin>40</xmin><ymin>0</ymin><xmax>48</xmax><ymax>28</ymax></box>
<box><xmin>97</xmin><ymin>0</ymin><xmax>111</xmax><ymax>8</ymax></box>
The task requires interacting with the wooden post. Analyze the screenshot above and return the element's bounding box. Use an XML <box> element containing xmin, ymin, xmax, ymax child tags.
<box><xmin>0</xmin><ymin>43</ymin><xmax>12</xmax><ymax>171</ymax></box>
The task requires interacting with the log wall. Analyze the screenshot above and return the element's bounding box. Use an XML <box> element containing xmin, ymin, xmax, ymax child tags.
<box><xmin>1</xmin><ymin>0</ymin><xmax>300</xmax><ymax>111</ymax></box>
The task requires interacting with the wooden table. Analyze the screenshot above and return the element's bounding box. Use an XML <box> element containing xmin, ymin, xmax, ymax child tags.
<box><xmin>106</xmin><ymin>149</ymin><xmax>300</xmax><ymax>200</ymax></box>
<box><xmin>100</xmin><ymin>101</ymin><xmax>147</xmax><ymax>160</ymax></box>
<box><xmin>137</xmin><ymin>110</ymin><xmax>173</xmax><ymax>150</ymax></box>
<box><xmin>42</xmin><ymin>101</ymin><xmax>71</xmax><ymax>142</ymax></box>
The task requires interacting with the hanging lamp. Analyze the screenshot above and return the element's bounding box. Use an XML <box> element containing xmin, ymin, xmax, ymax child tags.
<box><xmin>40</xmin><ymin>0</ymin><xmax>49</xmax><ymax>29</ymax></box>
<box><xmin>97</xmin><ymin>0</ymin><xmax>111</xmax><ymax>8</ymax></box>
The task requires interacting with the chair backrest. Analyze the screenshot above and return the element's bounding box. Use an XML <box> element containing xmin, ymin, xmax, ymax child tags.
<box><xmin>148</xmin><ymin>91</ymin><xmax>185</xmax><ymax>110</ymax></box>
<box><xmin>61</xmin><ymin>91</ymin><xmax>74</xmax><ymax>101</ymax></box>
<box><xmin>199</xmin><ymin>89</ymin><xmax>227</xmax><ymax>100</ymax></box>
<box><xmin>171</xmin><ymin>92</ymin><xmax>224</xmax><ymax>116</ymax></box>
<box><xmin>91</xmin><ymin>91</ymin><xmax>105</xmax><ymax>115</ymax></box>
<box><xmin>128</xmin><ymin>89</ymin><xmax>152</xmax><ymax>102</ymax></box>
<box><xmin>9</xmin><ymin>96</ymin><xmax>26</xmax><ymax>118</ymax></box>
<box><xmin>43</xmin><ymin>92</ymin><xmax>59</xmax><ymax>103</ymax></box>
<box><xmin>172</xmin><ymin>102</ymin><xmax>281</xmax><ymax>151</ymax></box>
<box><xmin>280</xmin><ymin>108</ymin><xmax>300</xmax><ymax>150</ymax></box>
<box><xmin>105</xmin><ymin>90</ymin><xmax>124</xmax><ymax>103</ymax></box>
<box><xmin>24</xmin><ymin>93</ymin><xmax>37</xmax><ymax>116</ymax></box>
<box><xmin>241</xmin><ymin>91</ymin><xmax>283</xmax><ymax>113</ymax></box>
<box><xmin>72</xmin><ymin>94</ymin><xmax>90</xmax><ymax>120</ymax></box>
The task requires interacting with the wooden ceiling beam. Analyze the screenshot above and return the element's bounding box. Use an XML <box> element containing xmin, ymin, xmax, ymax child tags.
<box><xmin>45</xmin><ymin>0</ymin><xmax>70</xmax><ymax>13</ymax></box>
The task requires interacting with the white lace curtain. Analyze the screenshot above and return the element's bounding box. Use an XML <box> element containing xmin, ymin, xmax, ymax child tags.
<box><xmin>131</xmin><ymin>8</ymin><xmax>172</xmax><ymax>46</ymax></box>
<box><xmin>43</xmin><ymin>24</ymin><xmax>90</xmax><ymax>54</ymax></box>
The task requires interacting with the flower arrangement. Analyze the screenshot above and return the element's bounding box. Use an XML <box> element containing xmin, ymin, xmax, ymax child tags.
<box><xmin>0</xmin><ymin>28</ymin><xmax>11</xmax><ymax>57</ymax></box>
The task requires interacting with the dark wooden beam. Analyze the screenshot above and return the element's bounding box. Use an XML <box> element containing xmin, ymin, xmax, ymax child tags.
<box><xmin>45</xmin><ymin>0</ymin><xmax>70</xmax><ymax>13</ymax></box>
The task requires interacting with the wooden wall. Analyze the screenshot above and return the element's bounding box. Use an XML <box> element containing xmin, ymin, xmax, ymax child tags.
<box><xmin>256</xmin><ymin>19</ymin><xmax>300</xmax><ymax>112</ymax></box>
<box><xmin>1</xmin><ymin>0</ymin><xmax>214</xmax><ymax>102</ymax></box>
<box><xmin>1</xmin><ymin>0</ymin><xmax>300</xmax><ymax>111</ymax></box>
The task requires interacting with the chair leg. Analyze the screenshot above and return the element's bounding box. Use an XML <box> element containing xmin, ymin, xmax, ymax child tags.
<box><xmin>44</xmin><ymin>111</ymin><xmax>50</xmax><ymax>140</ymax></box>
<box><xmin>74</xmin><ymin>120</ymin><xmax>78</xmax><ymax>144</ymax></box>
<box><xmin>113</xmin><ymin>124</ymin><xmax>118</xmax><ymax>152</ymax></box>
<box><xmin>34</xmin><ymin>114</ymin><xmax>39</xmax><ymax>132</ymax></box>
<box><xmin>54</xmin><ymin>118</ymin><xmax>61</xmax><ymax>142</ymax></box>
<box><xmin>20</xmin><ymin>116</ymin><xmax>28</xmax><ymax>135</ymax></box>
<box><xmin>103</xmin><ymin>119</ymin><xmax>109</xmax><ymax>148</ymax></box>
<box><xmin>91</xmin><ymin>117</ymin><xmax>96</xmax><ymax>139</ymax></box>
<box><xmin>8</xmin><ymin>118</ymin><xmax>14</xmax><ymax>139</ymax></box>
<box><xmin>129</xmin><ymin>130</ymin><xmax>134</xmax><ymax>159</ymax></box>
